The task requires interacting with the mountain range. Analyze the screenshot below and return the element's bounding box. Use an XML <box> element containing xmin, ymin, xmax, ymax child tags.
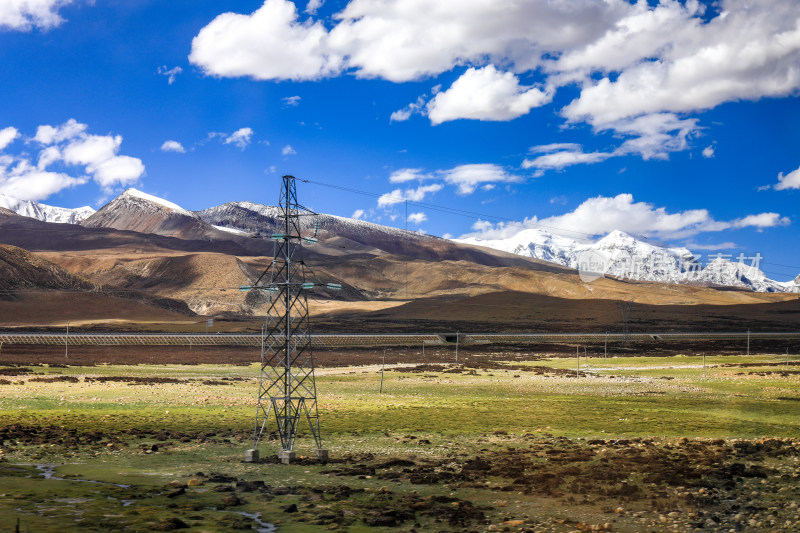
<box><xmin>457</xmin><ymin>229</ymin><xmax>800</xmax><ymax>294</ymax></box>
<box><xmin>0</xmin><ymin>193</ymin><xmax>95</xmax><ymax>224</ymax></box>
<box><xmin>5</xmin><ymin>188</ymin><xmax>798</xmax><ymax>294</ymax></box>
<box><xmin>1</xmin><ymin>188</ymin><xmax>798</xmax><ymax>331</ymax></box>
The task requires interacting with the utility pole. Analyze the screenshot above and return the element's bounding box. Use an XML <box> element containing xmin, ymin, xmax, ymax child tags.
<box><xmin>380</xmin><ymin>348</ymin><xmax>386</xmax><ymax>393</ymax></box>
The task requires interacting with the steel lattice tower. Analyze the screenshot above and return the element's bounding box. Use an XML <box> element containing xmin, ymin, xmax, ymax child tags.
<box><xmin>244</xmin><ymin>175</ymin><xmax>333</xmax><ymax>464</ymax></box>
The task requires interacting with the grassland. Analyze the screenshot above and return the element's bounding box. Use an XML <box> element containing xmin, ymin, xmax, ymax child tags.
<box><xmin>1</xmin><ymin>352</ymin><xmax>799</xmax><ymax>532</ymax></box>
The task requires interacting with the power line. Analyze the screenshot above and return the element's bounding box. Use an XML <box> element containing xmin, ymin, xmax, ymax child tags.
<box><xmin>302</xmin><ymin>178</ymin><xmax>800</xmax><ymax>273</ymax></box>
<box><xmin>303</xmin><ymin>178</ymin><xmax>596</xmax><ymax>239</ymax></box>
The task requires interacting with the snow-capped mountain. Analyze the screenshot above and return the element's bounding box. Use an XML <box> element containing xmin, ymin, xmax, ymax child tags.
<box><xmin>196</xmin><ymin>200</ymin><xmax>410</xmax><ymax>239</ymax></box>
<box><xmin>82</xmin><ymin>188</ymin><xmax>215</xmax><ymax>240</ymax></box>
<box><xmin>0</xmin><ymin>193</ymin><xmax>95</xmax><ymax>224</ymax></box>
<box><xmin>457</xmin><ymin>228</ymin><xmax>800</xmax><ymax>293</ymax></box>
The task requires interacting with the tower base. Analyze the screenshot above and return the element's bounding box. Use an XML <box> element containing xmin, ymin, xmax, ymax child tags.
<box><xmin>278</xmin><ymin>449</ymin><xmax>296</xmax><ymax>464</ymax></box>
<box><xmin>244</xmin><ymin>449</ymin><xmax>259</xmax><ymax>463</ymax></box>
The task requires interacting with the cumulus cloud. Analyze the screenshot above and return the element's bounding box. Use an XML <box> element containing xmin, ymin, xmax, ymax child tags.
<box><xmin>161</xmin><ymin>140</ymin><xmax>186</xmax><ymax>153</ymax></box>
<box><xmin>0</xmin><ymin>119</ymin><xmax>144</xmax><ymax>200</ymax></box>
<box><xmin>0</xmin><ymin>127</ymin><xmax>19</xmax><ymax>151</ymax></box>
<box><xmin>561</xmin><ymin>1</ymin><xmax>800</xmax><ymax>126</ymax></box>
<box><xmin>426</xmin><ymin>65</ymin><xmax>551</xmax><ymax>124</ymax></box>
<box><xmin>189</xmin><ymin>0</ymin><xmax>340</xmax><ymax>81</ymax></box>
<box><xmin>34</xmin><ymin>118</ymin><xmax>86</xmax><ymax>145</ymax></box>
<box><xmin>281</xmin><ymin>144</ymin><xmax>296</xmax><ymax>155</ymax></box>
<box><xmin>407</xmin><ymin>211</ymin><xmax>427</xmax><ymax>224</ymax></box>
<box><xmin>461</xmin><ymin>193</ymin><xmax>790</xmax><ymax>241</ymax></box>
<box><xmin>774</xmin><ymin>165</ymin><xmax>800</xmax><ymax>191</ymax></box>
<box><xmin>441</xmin><ymin>164</ymin><xmax>521</xmax><ymax>195</ymax></box>
<box><xmin>351</xmin><ymin>208</ymin><xmax>365</xmax><ymax>220</ymax></box>
<box><xmin>702</xmin><ymin>145</ymin><xmax>715</xmax><ymax>158</ymax></box>
<box><xmin>282</xmin><ymin>95</ymin><xmax>302</xmax><ymax>106</ymax></box>
<box><xmin>157</xmin><ymin>66</ymin><xmax>183</xmax><ymax>85</ymax></box>
<box><xmin>305</xmin><ymin>0</ymin><xmax>323</xmax><ymax>15</ymax></box>
<box><xmin>224</xmin><ymin>127</ymin><xmax>254</xmax><ymax>149</ymax></box>
<box><xmin>190</xmin><ymin>0</ymin><xmax>800</xmax><ymax>164</ymax></box>
<box><xmin>377</xmin><ymin>183</ymin><xmax>443</xmax><ymax>208</ymax></box>
<box><xmin>0</xmin><ymin>0</ymin><xmax>73</xmax><ymax>31</ymax></box>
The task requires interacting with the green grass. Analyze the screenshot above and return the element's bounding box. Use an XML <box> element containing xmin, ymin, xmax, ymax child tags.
<box><xmin>2</xmin><ymin>354</ymin><xmax>800</xmax><ymax>531</ymax></box>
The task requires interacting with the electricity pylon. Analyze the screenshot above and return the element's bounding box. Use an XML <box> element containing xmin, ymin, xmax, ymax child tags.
<box><xmin>242</xmin><ymin>175</ymin><xmax>340</xmax><ymax>464</ymax></box>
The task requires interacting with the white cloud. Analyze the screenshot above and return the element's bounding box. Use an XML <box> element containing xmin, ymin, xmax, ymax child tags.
<box><xmin>351</xmin><ymin>208</ymin><xmax>365</xmax><ymax>220</ymax></box>
<box><xmin>0</xmin><ymin>0</ymin><xmax>73</xmax><ymax>31</ymax></box>
<box><xmin>523</xmin><ymin>113</ymin><xmax>700</xmax><ymax>174</ymax></box>
<box><xmin>161</xmin><ymin>140</ymin><xmax>186</xmax><ymax>153</ymax></box>
<box><xmin>611</xmin><ymin>113</ymin><xmax>700</xmax><ymax>160</ymax></box>
<box><xmin>189</xmin><ymin>0</ymin><xmax>800</xmax><ymax>165</ymax></box>
<box><xmin>426</xmin><ymin>65</ymin><xmax>552</xmax><ymax>124</ymax></box>
<box><xmin>702</xmin><ymin>145</ymin><xmax>715</xmax><ymax>158</ymax></box>
<box><xmin>224</xmin><ymin>128</ymin><xmax>254</xmax><ymax>149</ymax></box>
<box><xmin>61</xmin><ymin>134</ymin><xmax>120</xmax><ymax>167</ymax></box>
<box><xmin>390</xmin><ymin>95</ymin><xmax>426</xmax><ymax>123</ymax></box>
<box><xmin>90</xmin><ymin>156</ymin><xmax>145</xmax><ymax>188</ymax></box>
<box><xmin>0</xmin><ymin>119</ymin><xmax>144</xmax><ymax>200</ymax></box>
<box><xmin>389</xmin><ymin>168</ymin><xmax>428</xmax><ymax>183</ymax></box>
<box><xmin>282</xmin><ymin>95</ymin><xmax>302</xmax><ymax>106</ymax></box>
<box><xmin>377</xmin><ymin>183</ymin><xmax>443</xmax><ymax>208</ymax></box>
<box><xmin>327</xmin><ymin>0</ymin><xmax>621</xmax><ymax>82</ymax></box>
<box><xmin>189</xmin><ymin>0</ymin><xmax>340</xmax><ymax>81</ymax></box>
<box><xmin>37</xmin><ymin>146</ymin><xmax>60</xmax><ymax>169</ymax></box>
<box><xmin>522</xmin><ymin>144</ymin><xmax>611</xmax><ymax>173</ymax></box>
<box><xmin>0</xmin><ymin>162</ymin><xmax>86</xmax><ymax>202</ymax></box>
<box><xmin>684</xmin><ymin>242</ymin><xmax>737</xmax><ymax>251</ymax></box>
<box><xmin>157</xmin><ymin>66</ymin><xmax>183</xmax><ymax>85</ymax></box>
<box><xmin>281</xmin><ymin>144</ymin><xmax>296</xmax><ymax>155</ymax></box>
<box><xmin>34</xmin><ymin>118</ymin><xmax>86</xmax><ymax>145</ymax></box>
<box><xmin>562</xmin><ymin>1</ymin><xmax>800</xmax><ymax>126</ymax></box>
<box><xmin>305</xmin><ymin>0</ymin><xmax>323</xmax><ymax>15</ymax></box>
<box><xmin>461</xmin><ymin>193</ymin><xmax>791</xmax><ymax>241</ymax></box>
<box><xmin>732</xmin><ymin>213</ymin><xmax>790</xmax><ymax>228</ymax></box>
<box><xmin>0</xmin><ymin>127</ymin><xmax>19</xmax><ymax>151</ymax></box>
<box><xmin>529</xmin><ymin>143</ymin><xmax>582</xmax><ymax>154</ymax></box>
<box><xmin>407</xmin><ymin>211</ymin><xmax>427</xmax><ymax>224</ymax></box>
<box><xmin>440</xmin><ymin>163</ymin><xmax>520</xmax><ymax>195</ymax></box>
<box><xmin>774</xmin><ymin>165</ymin><xmax>800</xmax><ymax>191</ymax></box>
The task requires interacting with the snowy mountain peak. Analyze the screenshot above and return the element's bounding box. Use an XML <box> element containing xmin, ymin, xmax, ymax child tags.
<box><xmin>119</xmin><ymin>188</ymin><xmax>190</xmax><ymax>214</ymax></box>
<box><xmin>457</xmin><ymin>228</ymin><xmax>799</xmax><ymax>294</ymax></box>
<box><xmin>597</xmin><ymin>229</ymin><xmax>636</xmax><ymax>244</ymax></box>
<box><xmin>0</xmin><ymin>193</ymin><xmax>95</xmax><ymax>224</ymax></box>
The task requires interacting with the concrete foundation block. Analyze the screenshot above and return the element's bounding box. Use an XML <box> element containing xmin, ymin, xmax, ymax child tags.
<box><xmin>244</xmin><ymin>449</ymin><xmax>259</xmax><ymax>463</ymax></box>
<box><xmin>278</xmin><ymin>449</ymin><xmax>296</xmax><ymax>465</ymax></box>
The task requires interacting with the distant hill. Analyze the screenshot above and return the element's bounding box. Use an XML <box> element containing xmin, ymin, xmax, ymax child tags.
<box><xmin>0</xmin><ymin>243</ymin><xmax>97</xmax><ymax>297</ymax></box>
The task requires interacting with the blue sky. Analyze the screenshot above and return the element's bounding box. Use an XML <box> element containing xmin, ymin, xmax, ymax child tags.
<box><xmin>1</xmin><ymin>0</ymin><xmax>800</xmax><ymax>280</ymax></box>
